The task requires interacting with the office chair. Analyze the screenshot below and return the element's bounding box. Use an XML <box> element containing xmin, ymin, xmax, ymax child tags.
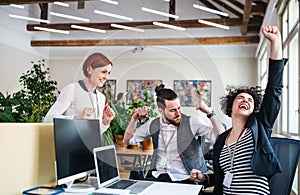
<box><xmin>270</xmin><ymin>137</ymin><xmax>300</xmax><ymax>195</ymax></box>
<box><xmin>200</xmin><ymin>137</ymin><xmax>300</xmax><ymax>195</ymax></box>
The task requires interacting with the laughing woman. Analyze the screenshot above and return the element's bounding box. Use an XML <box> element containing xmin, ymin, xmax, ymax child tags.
<box><xmin>190</xmin><ymin>25</ymin><xmax>287</xmax><ymax>195</ymax></box>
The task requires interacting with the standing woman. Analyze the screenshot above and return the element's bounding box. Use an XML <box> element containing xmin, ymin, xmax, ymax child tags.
<box><xmin>44</xmin><ymin>53</ymin><xmax>115</xmax><ymax>134</ymax></box>
<box><xmin>190</xmin><ymin>25</ymin><xmax>287</xmax><ymax>194</ymax></box>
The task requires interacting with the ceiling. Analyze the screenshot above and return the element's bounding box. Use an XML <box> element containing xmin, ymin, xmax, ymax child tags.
<box><xmin>0</xmin><ymin>0</ymin><xmax>269</xmax><ymax>47</ymax></box>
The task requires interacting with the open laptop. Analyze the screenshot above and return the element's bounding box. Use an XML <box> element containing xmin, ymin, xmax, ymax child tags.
<box><xmin>93</xmin><ymin>145</ymin><xmax>153</xmax><ymax>195</ymax></box>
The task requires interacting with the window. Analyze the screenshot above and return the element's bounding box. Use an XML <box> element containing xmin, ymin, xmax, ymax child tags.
<box><xmin>258</xmin><ymin>0</ymin><xmax>299</xmax><ymax>193</ymax></box>
<box><xmin>287</xmin><ymin>34</ymin><xmax>299</xmax><ymax>135</ymax></box>
<box><xmin>280</xmin><ymin>0</ymin><xmax>299</xmax><ymax>193</ymax></box>
<box><xmin>279</xmin><ymin>0</ymin><xmax>299</xmax><ymax>136</ymax></box>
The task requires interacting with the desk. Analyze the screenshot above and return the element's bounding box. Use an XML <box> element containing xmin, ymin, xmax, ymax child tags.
<box><xmin>143</xmin><ymin>182</ymin><xmax>202</xmax><ymax>195</ymax></box>
<box><xmin>94</xmin><ymin>181</ymin><xmax>202</xmax><ymax>195</ymax></box>
<box><xmin>25</xmin><ymin>178</ymin><xmax>202</xmax><ymax>195</ymax></box>
<box><xmin>116</xmin><ymin>148</ymin><xmax>153</xmax><ymax>172</ymax></box>
<box><xmin>57</xmin><ymin>181</ymin><xmax>202</xmax><ymax>195</ymax></box>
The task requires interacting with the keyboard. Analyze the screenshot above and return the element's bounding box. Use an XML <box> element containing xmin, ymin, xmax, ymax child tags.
<box><xmin>107</xmin><ymin>179</ymin><xmax>137</xmax><ymax>189</ymax></box>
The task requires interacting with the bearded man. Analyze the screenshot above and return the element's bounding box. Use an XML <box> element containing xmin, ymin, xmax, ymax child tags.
<box><xmin>124</xmin><ymin>84</ymin><xmax>224</xmax><ymax>184</ymax></box>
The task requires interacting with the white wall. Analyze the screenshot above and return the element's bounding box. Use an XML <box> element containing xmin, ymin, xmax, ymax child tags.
<box><xmin>0</xmin><ymin>4</ymin><xmax>257</xmax><ymax>127</ymax></box>
<box><xmin>48</xmin><ymin>45</ymin><xmax>256</xmax><ymax>127</ymax></box>
<box><xmin>0</xmin><ymin>6</ymin><xmax>49</xmax><ymax>94</ymax></box>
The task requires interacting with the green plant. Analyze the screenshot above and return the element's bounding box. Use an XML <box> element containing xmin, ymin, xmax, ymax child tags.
<box><xmin>102</xmin><ymin>90</ymin><xmax>158</xmax><ymax>146</ymax></box>
<box><xmin>0</xmin><ymin>60</ymin><xmax>58</xmax><ymax>122</ymax></box>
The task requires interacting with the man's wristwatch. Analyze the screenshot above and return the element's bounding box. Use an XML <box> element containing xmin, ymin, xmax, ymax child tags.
<box><xmin>207</xmin><ymin>110</ymin><xmax>215</xmax><ymax>118</ymax></box>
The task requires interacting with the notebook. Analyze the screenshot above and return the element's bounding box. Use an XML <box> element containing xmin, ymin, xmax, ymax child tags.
<box><xmin>93</xmin><ymin>145</ymin><xmax>153</xmax><ymax>195</ymax></box>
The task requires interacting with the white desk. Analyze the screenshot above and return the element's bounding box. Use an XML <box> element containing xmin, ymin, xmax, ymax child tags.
<box><xmin>143</xmin><ymin>182</ymin><xmax>202</xmax><ymax>195</ymax></box>
<box><xmin>40</xmin><ymin>181</ymin><xmax>202</xmax><ymax>195</ymax></box>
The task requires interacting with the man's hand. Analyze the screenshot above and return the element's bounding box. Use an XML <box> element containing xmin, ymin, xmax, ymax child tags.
<box><xmin>123</xmin><ymin>107</ymin><xmax>148</xmax><ymax>145</ymax></box>
<box><xmin>189</xmin><ymin>169</ymin><xmax>206</xmax><ymax>183</ymax></box>
<box><xmin>132</xmin><ymin>107</ymin><xmax>149</xmax><ymax>121</ymax></box>
<box><xmin>196</xmin><ymin>99</ymin><xmax>212</xmax><ymax>115</ymax></box>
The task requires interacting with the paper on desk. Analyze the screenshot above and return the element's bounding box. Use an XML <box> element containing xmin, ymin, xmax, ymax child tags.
<box><xmin>93</xmin><ymin>188</ymin><xmax>130</xmax><ymax>195</ymax></box>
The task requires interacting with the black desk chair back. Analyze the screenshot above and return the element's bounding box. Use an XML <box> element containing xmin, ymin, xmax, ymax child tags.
<box><xmin>270</xmin><ymin>137</ymin><xmax>300</xmax><ymax>195</ymax></box>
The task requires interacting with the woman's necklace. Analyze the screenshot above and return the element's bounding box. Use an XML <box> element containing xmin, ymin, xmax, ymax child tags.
<box><xmin>223</xmin><ymin>128</ymin><xmax>245</xmax><ymax>188</ymax></box>
<box><xmin>83</xmin><ymin>80</ymin><xmax>98</xmax><ymax>118</ymax></box>
<box><xmin>88</xmin><ymin>91</ymin><xmax>98</xmax><ymax>118</ymax></box>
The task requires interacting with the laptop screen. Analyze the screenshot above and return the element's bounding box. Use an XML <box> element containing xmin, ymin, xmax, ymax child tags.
<box><xmin>94</xmin><ymin>145</ymin><xmax>119</xmax><ymax>187</ymax></box>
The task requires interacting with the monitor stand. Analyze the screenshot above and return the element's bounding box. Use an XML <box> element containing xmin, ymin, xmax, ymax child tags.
<box><xmin>64</xmin><ymin>179</ymin><xmax>96</xmax><ymax>193</ymax></box>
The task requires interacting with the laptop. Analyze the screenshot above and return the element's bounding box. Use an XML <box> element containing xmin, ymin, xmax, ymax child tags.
<box><xmin>93</xmin><ymin>145</ymin><xmax>153</xmax><ymax>195</ymax></box>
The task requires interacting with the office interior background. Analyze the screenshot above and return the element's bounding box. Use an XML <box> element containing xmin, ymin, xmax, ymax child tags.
<box><xmin>0</xmin><ymin>0</ymin><xmax>299</xmax><ymax>194</ymax></box>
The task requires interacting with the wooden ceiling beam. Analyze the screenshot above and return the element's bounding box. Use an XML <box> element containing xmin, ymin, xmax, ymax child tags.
<box><xmin>251</xmin><ymin>5</ymin><xmax>266</xmax><ymax>16</ymax></box>
<box><xmin>0</xmin><ymin>0</ymin><xmax>87</xmax><ymax>5</ymax></box>
<box><xmin>212</xmin><ymin>0</ymin><xmax>243</xmax><ymax>18</ymax></box>
<box><xmin>31</xmin><ymin>36</ymin><xmax>259</xmax><ymax>47</ymax></box>
<box><xmin>39</xmin><ymin>3</ymin><xmax>48</xmax><ymax>21</ymax></box>
<box><xmin>169</xmin><ymin>0</ymin><xmax>175</xmax><ymax>21</ymax></box>
<box><xmin>27</xmin><ymin>18</ymin><xmax>248</xmax><ymax>31</ymax></box>
<box><xmin>227</xmin><ymin>0</ymin><xmax>244</xmax><ymax>10</ymax></box>
<box><xmin>77</xmin><ymin>0</ymin><xmax>85</xmax><ymax>9</ymax></box>
<box><xmin>198</xmin><ymin>0</ymin><xmax>223</xmax><ymax>18</ymax></box>
<box><xmin>241</xmin><ymin>0</ymin><xmax>253</xmax><ymax>35</ymax></box>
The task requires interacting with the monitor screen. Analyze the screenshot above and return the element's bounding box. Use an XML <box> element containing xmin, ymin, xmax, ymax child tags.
<box><xmin>53</xmin><ymin>118</ymin><xmax>102</xmax><ymax>188</ymax></box>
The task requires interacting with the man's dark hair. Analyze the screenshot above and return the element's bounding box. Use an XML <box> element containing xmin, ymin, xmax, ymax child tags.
<box><xmin>155</xmin><ymin>84</ymin><xmax>178</xmax><ymax>109</ymax></box>
<box><xmin>220</xmin><ymin>85</ymin><xmax>263</xmax><ymax>117</ymax></box>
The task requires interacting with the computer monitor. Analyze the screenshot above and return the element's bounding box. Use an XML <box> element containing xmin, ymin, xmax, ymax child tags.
<box><xmin>53</xmin><ymin>118</ymin><xmax>102</xmax><ymax>192</ymax></box>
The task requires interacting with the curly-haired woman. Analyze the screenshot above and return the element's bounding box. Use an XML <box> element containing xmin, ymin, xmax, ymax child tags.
<box><xmin>190</xmin><ymin>26</ymin><xmax>287</xmax><ymax>195</ymax></box>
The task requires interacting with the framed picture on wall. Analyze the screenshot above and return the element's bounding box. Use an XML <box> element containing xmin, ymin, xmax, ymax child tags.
<box><xmin>173</xmin><ymin>80</ymin><xmax>212</xmax><ymax>107</ymax></box>
<box><xmin>126</xmin><ymin>80</ymin><xmax>162</xmax><ymax>106</ymax></box>
<box><xmin>98</xmin><ymin>79</ymin><xmax>116</xmax><ymax>104</ymax></box>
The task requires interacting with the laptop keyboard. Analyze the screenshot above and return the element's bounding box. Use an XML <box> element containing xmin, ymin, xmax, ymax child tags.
<box><xmin>108</xmin><ymin>179</ymin><xmax>137</xmax><ymax>189</ymax></box>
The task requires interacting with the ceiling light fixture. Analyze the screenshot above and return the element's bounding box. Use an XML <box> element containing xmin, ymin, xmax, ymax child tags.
<box><xmin>71</xmin><ymin>24</ymin><xmax>106</xmax><ymax>33</ymax></box>
<box><xmin>153</xmin><ymin>21</ymin><xmax>185</xmax><ymax>31</ymax></box>
<box><xmin>198</xmin><ymin>19</ymin><xmax>230</xmax><ymax>30</ymax></box>
<box><xmin>141</xmin><ymin>7</ymin><xmax>179</xmax><ymax>19</ymax></box>
<box><xmin>94</xmin><ymin>10</ymin><xmax>133</xmax><ymax>21</ymax></box>
<box><xmin>50</xmin><ymin>11</ymin><xmax>90</xmax><ymax>22</ymax></box>
<box><xmin>193</xmin><ymin>4</ymin><xmax>229</xmax><ymax>17</ymax></box>
<box><xmin>9</xmin><ymin>4</ymin><xmax>24</xmax><ymax>9</ymax></box>
<box><xmin>111</xmin><ymin>23</ymin><xmax>144</xmax><ymax>32</ymax></box>
<box><xmin>53</xmin><ymin>2</ymin><xmax>70</xmax><ymax>7</ymax></box>
<box><xmin>163</xmin><ymin>0</ymin><xmax>170</xmax><ymax>2</ymax></box>
<box><xmin>9</xmin><ymin>14</ymin><xmax>49</xmax><ymax>23</ymax></box>
<box><xmin>100</xmin><ymin>0</ymin><xmax>118</xmax><ymax>5</ymax></box>
<box><xmin>34</xmin><ymin>26</ymin><xmax>70</xmax><ymax>34</ymax></box>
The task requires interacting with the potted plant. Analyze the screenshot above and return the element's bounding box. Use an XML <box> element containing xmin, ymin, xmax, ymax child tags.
<box><xmin>0</xmin><ymin>60</ymin><xmax>58</xmax><ymax>122</ymax></box>
<box><xmin>102</xmin><ymin>90</ymin><xmax>158</xmax><ymax>150</ymax></box>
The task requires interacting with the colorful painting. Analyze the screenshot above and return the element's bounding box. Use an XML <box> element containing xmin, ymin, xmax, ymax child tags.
<box><xmin>126</xmin><ymin>80</ymin><xmax>162</xmax><ymax>106</ymax></box>
<box><xmin>98</xmin><ymin>79</ymin><xmax>116</xmax><ymax>104</ymax></box>
<box><xmin>173</xmin><ymin>80</ymin><xmax>211</xmax><ymax>107</ymax></box>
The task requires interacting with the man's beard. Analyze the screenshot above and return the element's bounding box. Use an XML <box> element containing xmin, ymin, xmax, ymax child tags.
<box><xmin>164</xmin><ymin>113</ymin><xmax>181</xmax><ymax>126</ymax></box>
